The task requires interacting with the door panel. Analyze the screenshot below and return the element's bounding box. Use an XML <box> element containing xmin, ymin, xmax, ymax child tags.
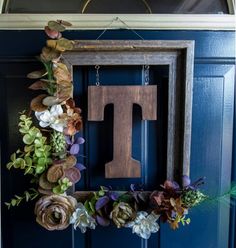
<box><xmin>0</xmin><ymin>30</ymin><xmax>235</xmax><ymax>248</ymax></box>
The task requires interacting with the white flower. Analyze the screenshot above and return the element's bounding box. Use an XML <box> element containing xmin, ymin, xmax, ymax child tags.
<box><xmin>35</xmin><ymin>105</ymin><xmax>65</xmax><ymax>132</ymax></box>
<box><xmin>70</xmin><ymin>203</ymin><xmax>96</xmax><ymax>233</ymax></box>
<box><xmin>126</xmin><ymin>211</ymin><xmax>160</xmax><ymax>239</ymax></box>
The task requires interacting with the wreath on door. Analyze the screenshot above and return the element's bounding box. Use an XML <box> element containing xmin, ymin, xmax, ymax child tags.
<box><xmin>5</xmin><ymin>20</ymin><xmax>236</xmax><ymax>240</ymax></box>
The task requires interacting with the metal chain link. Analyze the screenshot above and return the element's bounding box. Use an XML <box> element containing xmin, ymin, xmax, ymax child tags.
<box><xmin>144</xmin><ymin>65</ymin><xmax>150</xmax><ymax>85</ymax></box>
<box><xmin>95</xmin><ymin>65</ymin><xmax>100</xmax><ymax>86</ymax></box>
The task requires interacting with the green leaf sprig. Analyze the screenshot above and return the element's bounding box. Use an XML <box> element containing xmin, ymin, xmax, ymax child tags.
<box><xmin>6</xmin><ymin>113</ymin><xmax>52</xmax><ymax>175</ymax></box>
<box><xmin>53</xmin><ymin>177</ymin><xmax>72</xmax><ymax>194</ymax></box>
<box><xmin>5</xmin><ymin>188</ymin><xmax>39</xmax><ymax>209</ymax></box>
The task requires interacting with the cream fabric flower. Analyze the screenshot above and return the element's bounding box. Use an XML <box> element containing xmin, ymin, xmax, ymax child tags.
<box><xmin>35</xmin><ymin>104</ymin><xmax>65</xmax><ymax>132</ymax></box>
<box><xmin>126</xmin><ymin>211</ymin><xmax>160</xmax><ymax>239</ymax></box>
<box><xmin>70</xmin><ymin>203</ymin><xmax>96</xmax><ymax>233</ymax></box>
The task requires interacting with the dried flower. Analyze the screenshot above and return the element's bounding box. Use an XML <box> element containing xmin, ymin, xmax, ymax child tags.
<box><xmin>35</xmin><ymin>195</ymin><xmax>76</xmax><ymax>230</ymax></box>
<box><xmin>70</xmin><ymin>203</ymin><xmax>96</xmax><ymax>233</ymax></box>
<box><xmin>110</xmin><ymin>202</ymin><xmax>136</xmax><ymax>228</ymax></box>
<box><xmin>126</xmin><ymin>211</ymin><xmax>160</xmax><ymax>239</ymax></box>
<box><xmin>35</xmin><ymin>104</ymin><xmax>65</xmax><ymax>132</ymax></box>
<box><xmin>63</xmin><ymin>99</ymin><xmax>82</xmax><ymax>135</ymax></box>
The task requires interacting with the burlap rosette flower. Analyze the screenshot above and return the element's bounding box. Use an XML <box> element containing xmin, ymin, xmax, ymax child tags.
<box><xmin>110</xmin><ymin>202</ymin><xmax>136</xmax><ymax>228</ymax></box>
<box><xmin>35</xmin><ymin>194</ymin><xmax>77</xmax><ymax>230</ymax></box>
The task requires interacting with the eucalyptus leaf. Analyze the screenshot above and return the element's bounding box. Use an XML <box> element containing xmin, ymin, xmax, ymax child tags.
<box><xmin>48</xmin><ymin>21</ymin><xmax>65</xmax><ymax>32</ymax></box>
<box><xmin>27</xmin><ymin>69</ymin><xmax>47</xmax><ymax>79</ymax></box>
<box><xmin>23</xmin><ymin>134</ymin><xmax>35</xmax><ymax>145</ymax></box>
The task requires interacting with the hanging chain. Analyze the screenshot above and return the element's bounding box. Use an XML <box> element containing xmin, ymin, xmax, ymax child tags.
<box><xmin>144</xmin><ymin>65</ymin><xmax>150</xmax><ymax>85</ymax></box>
<box><xmin>95</xmin><ymin>65</ymin><xmax>100</xmax><ymax>86</ymax></box>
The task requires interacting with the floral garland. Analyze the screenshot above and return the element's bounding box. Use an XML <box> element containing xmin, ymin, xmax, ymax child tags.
<box><xmin>5</xmin><ymin>20</ymin><xmax>236</xmax><ymax>240</ymax></box>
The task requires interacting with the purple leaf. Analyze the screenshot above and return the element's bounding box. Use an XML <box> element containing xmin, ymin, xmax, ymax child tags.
<box><xmin>75</xmin><ymin>163</ymin><xmax>86</xmax><ymax>171</ymax></box>
<box><xmin>75</xmin><ymin>137</ymin><xmax>85</xmax><ymax>145</ymax></box>
<box><xmin>95</xmin><ymin>196</ymin><xmax>110</xmax><ymax>211</ymax></box>
<box><xmin>96</xmin><ymin>215</ymin><xmax>110</xmax><ymax>226</ymax></box>
<box><xmin>109</xmin><ymin>191</ymin><xmax>119</xmax><ymax>201</ymax></box>
<box><xmin>172</xmin><ymin>181</ymin><xmax>180</xmax><ymax>190</ymax></box>
<box><xmin>70</xmin><ymin>144</ymin><xmax>80</xmax><ymax>155</ymax></box>
<box><xmin>182</xmin><ymin>175</ymin><xmax>191</xmax><ymax>187</ymax></box>
<box><xmin>65</xmin><ymin>136</ymin><xmax>72</xmax><ymax>145</ymax></box>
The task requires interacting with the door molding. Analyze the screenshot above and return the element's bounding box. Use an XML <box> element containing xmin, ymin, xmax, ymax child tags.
<box><xmin>63</xmin><ymin>40</ymin><xmax>194</xmax><ymax>180</ymax></box>
<box><xmin>0</xmin><ymin>13</ymin><xmax>235</xmax><ymax>30</ymax></box>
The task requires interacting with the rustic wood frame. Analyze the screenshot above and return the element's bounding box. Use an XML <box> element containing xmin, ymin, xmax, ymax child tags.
<box><xmin>63</xmin><ymin>40</ymin><xmax>194</xmax><ymax>181</ymax></box>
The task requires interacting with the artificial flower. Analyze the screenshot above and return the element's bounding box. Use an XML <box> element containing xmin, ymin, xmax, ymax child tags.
<box><xmin>70</xmin><ymin>203</ymin><xmax>96</xmax><ymax>233</ymax></box>
<box><xmin>126</xmin><ymin>211</ymin><xmax>160</xmax><ymax>239</ymax></box>
<box><xmin>110</xmin><ymin>202</ymin><xmax>136</xmax><ymax>228</ymax></box>
<box><xmin>181</xmin><ymin>189</ymin><xmax>207</xmax><ymax>208</ymax></box>
<box><xmin>34</xmin><ymin>195</ymin><xmax>76</xmax><ymax>230</ymax></box>
<box><xmin>35</xmin><ymin>104</ymin><xmax>65</xmax><ymax>132</ymax></box>
<box><xmin>166</xmin><ymin>198</ymin><xmax>188</xmax><ymax>230</ymax></box>
<box><xmin>63</xmin><ymin>99</ymin><xmax>83</xmax><ymax>135</ymax></box>
<box><xmin>51</xmin><ymin>130</ymin><xmax>67</xmax><ymax>155</ymax></box>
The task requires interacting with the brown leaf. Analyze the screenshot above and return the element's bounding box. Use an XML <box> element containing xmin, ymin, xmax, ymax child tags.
<box><xmin>55</xmin><ymin>155</ymin><xmax>77</xmax><ymax>169</ymax></box>
<box><xmin>27</xmin><ymin>69</ymin><xmax>47</xmax><ymax>79</ymax></box>
<box><xmin>28</xmin><ymin>80</ymin><xmax>48</xmax><ymax>90</ymax></box>
<box><xmin>42</xmin><ymin>96</ymin><xmax>61</xmax><ymax>106</ymax></box>
<box><xmin>57</xmin><ymin>38</ymin><xmax>74</xmax><ymax>50</ymax></box>
<box><xmin>169</xmin><ymin>220</ymin><xmax>179</xmax><ymax>230</ymax></box>
<box><xmin>47</xmin><ymin>40</ymin><xmax>57</xmax><ymax>50</ymax></box>
<box><xmin>39</xmin><ymin>173</ymin><xmax>56</xmax><ymax>190</ymax></box>
<box><xmin>30</xmin><ymin>94</ymin><xmax>48</xmax><ymax>112</ymax></box>
<box><xmin>65</xmin><ymin>155</ymin><xmax>77</xmax><ymax>168</ymax></box>
<box><xmin>170</xmin><ymin>198</ymin><xmax>176</xmax><ymax>207</ymax></box>
<box><xmin>38</xmin><ymin>187</ymin><xmax>53</xmax><ymax>196</ymax></box>
<box><xmin>40</xmin><ymin>46</ymin><xmax>61</xmax><ymax>62</ymax></box>
<box><xmin>48</xmin><ymin>21</ymin><xmax>65</xmax><ymax>32</ymax></box>
<box><xmin>57</xmin><ymin>84</ymin><xmax>73</xmax><ymax>102</ymax></box>
<box><xmin>47</xmin><ymin>39</ymin><xmax>74</xmax><ymax>52</ymax></box>
<box><xmin>47</xmin><ymin>164</ymin><xmax>65</xmax><ymax>183</ymax></box>
<box><xmin>53</xmin><ymin>63</ymin><xmax>72</xmax><ymax>83</ymax></box>
<box><xmin>64</xmin><ymin>167</ymin><xmax>81</xmax><ymax>184</ymax></box>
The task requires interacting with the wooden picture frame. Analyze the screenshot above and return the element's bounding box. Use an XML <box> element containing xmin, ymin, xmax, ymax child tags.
<box><xmin>62</xmin><ymin>40</ymin><xmax>194</xmax><ymax>181</ymax></box>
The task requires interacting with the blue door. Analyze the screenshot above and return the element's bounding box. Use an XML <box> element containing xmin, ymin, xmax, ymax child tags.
<box><xmin>0</xmin><ymin>30</ymin><xmax>235</xmax><ymax>248</ymax></box>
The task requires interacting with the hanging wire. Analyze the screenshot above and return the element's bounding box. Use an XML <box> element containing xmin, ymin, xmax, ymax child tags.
<box><xmin>95</xmin><ymin>65</ymin><xmax>100</xmax><ymax>86</ymax></box>
<box><xmin>96</xmin><ymin>17</ymin><xmax>144</xmax><ymax>40</ymax></box>
<box><xmin>96</xmin><ymin>18</ymin><xmax>117</xmax><ymax>40</ymax></box>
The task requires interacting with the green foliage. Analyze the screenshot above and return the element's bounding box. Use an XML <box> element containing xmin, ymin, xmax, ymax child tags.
<box><xmin>180</xmin><ymin>216</ymin><xmax>191</xmax><ymax>226</ymax></box>
<box><xmin>5</xmin><ymin>188</ymin><xmax>39</xmax><ymax>209</ymax></box>
<box><xmin>84</xmin><ymin>187</ymin><xmax>107</xmax><ymax>215</ymax></box>
<box><xmin>117</xmin><ymin>193</ymin><xmax>133</xmax><ymax>203</ymax></box>
<box><xmin>181</xmin><ymin>189</ymin><xmax>208</xmax><ymax>208</ymax></box>
<box><xmin>84</xmin><ymin>194</ymin><xmax>97</xmax><ymax>216</ymax></box>
<box><xmin>6</xmin><ymin>113</ymin><xmax>52</xmax><ymax>176</ymax></box>
<box><xmin>42</xmin><ymin>61</ymin><xmax>56</xmax><ymax>95</ymax></box>
<box><xmin>53</xmin><ymin>177</ymin><xmax>72</xmax><ymax>194</ymax></box>
<box><xmin>50</xmin><ymin>130</ymin><xmax>66</xmax><ymax>157</ymax></box>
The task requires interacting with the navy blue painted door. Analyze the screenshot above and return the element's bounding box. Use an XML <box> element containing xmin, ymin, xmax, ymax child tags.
<box><xmin>0</xmin><ymin>30</ymin><xmax>235</xmax><ymax>248</ymax></box>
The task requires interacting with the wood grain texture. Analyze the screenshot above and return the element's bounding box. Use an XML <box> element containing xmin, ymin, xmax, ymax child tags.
<box><xmin>88</xmin><ymin>85</ymin><xmax>157</xmax><ymax>178</ymax></box>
